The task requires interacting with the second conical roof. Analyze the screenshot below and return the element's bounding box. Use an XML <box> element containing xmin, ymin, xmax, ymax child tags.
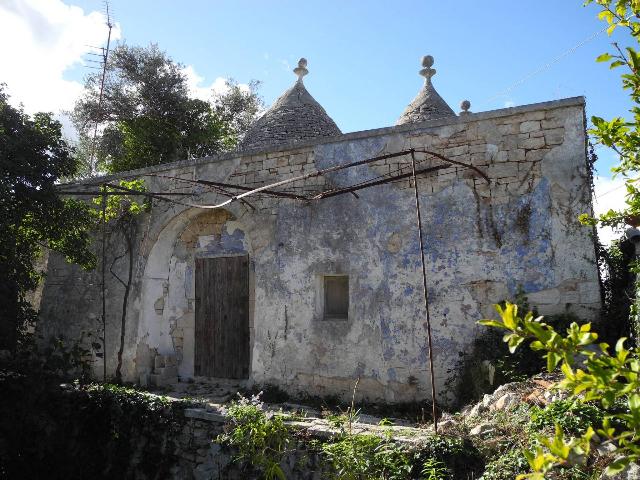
<box><xmin>397</xmin><ymin>55</ymin><xmax>456</xmax><ymax>125</ymax></box>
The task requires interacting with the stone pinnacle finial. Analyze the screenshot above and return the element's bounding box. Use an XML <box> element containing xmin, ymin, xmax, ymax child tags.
<box><xmin>419</xmin><ymin>55</ymin><xmax>436</xmax><ymax>85</ymax></box>
<box><xmin>460</xmin><ymin>100</ymin><xmax>471</xmax><ymax>115</ymax></box>
<box><xmin>293</xmin><ymin>58</ymin><xmax>309</xmax><ymax>81</ymax></box>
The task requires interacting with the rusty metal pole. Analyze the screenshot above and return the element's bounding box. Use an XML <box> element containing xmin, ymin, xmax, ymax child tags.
<box><xmin>101</xmin><ymin>186</ymin><xmax>107</xmax><ymax>382</ymax></box>
<box><xmin>410</xmin><ymin>150</ymin><xmax>438</xmax><ymax>433</ymax></box>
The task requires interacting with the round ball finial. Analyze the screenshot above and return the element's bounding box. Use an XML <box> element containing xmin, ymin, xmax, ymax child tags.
<box><xmin>419</xmin><ymin>55</ymin><xmax>436</xmax><ymax>85</ymax></box>
<box><xmin>293</xmin><ymin>57</ymin><xmax>309</xmax><ymax>81</ymax></box>
<box><xmin>459</xmin><ymin>100</ymin><xmax>471</xmax><ymax>115</ymax></box>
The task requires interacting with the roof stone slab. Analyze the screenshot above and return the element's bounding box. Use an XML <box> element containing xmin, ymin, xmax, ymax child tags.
<box><xmin>239</xmin><ymin>58</ymin><xmax>341</xmax><ymax>152</ymax></box>
<box><xmin>397</xmin><ymin>55</ymin><xmax>456</xmax><ymax>125</ymax></box>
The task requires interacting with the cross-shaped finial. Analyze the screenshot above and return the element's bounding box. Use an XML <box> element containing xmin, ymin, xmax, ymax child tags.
<box><xmin>419</xmin><ymin>55</ymin><xmax>436</xmax><ymax>86</ymax></box>
<box><xmin>294</xmin><ymin>58</ymin><xmax>309</xmax><ymax>82</ymax></box>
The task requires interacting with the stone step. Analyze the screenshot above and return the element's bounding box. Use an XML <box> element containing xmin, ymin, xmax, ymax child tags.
<box><xmin>149</xmin><ymin>374</ymin><xmax>179</xmax><ymax>387</ymax></box>
<box><xmin>154</xmin><ymin>354</ymin><xmax>177</xmax><ymax>370</ymax></box>
<box><xmin>157</xmin><ymin>365</ymin><xmax>178</xmax><ymax>378</ymax></box>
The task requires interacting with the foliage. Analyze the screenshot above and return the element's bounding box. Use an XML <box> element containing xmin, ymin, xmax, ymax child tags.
<box><xmin>217</xmin><ymin>393</ymin><xmax>290</xmax><ymax>479</ymax></box>
<box><xmin>421</xmin><ymin>458</ymin><xmax>450</xmax><ymax>480</ymax></box>
<box><xmin>213</xmin><ymin>78</ymin><xmax>264</xmax><ymax>140</ymax></box>
<box><xmin>579</xmin><ymin>1</ymin><xmax>640</xmax><ymax>229</ymax></box>
<box><xmin>0</xmin><ymin>85</ymin><xmax>96</xmax><ymax>350</ymax></box>
<box><xmin>480</xmin><ymin>449</ymin><xmax>530</xmax><ymax>480</ymax></box>
<box><xmin>91</xmin><ymin>179</ymin><xmax>150</xmax><ymax>382</ymax></box>
<box><xmin>597</xmin><ymin>237</ymin><xmax>639</xmax><ymax>345</ymax></box>
<box><xmin>529</xmin><ymin>400</ymin><xmax>605</xmax><ymax>436</ymax></box>
<box><xmin>72</xmin><ymin>44</ymin><xmax>262</xmax><ymax>174</ymax></box>
<box><xmin>321</xmin><ymin>433</ymin><xmax>413</xmax><ymax>480</ymax></box>
<box><xmin>479</xmin><ymin>301</ymin><xmax>640</xmax><ymax>478</ymax></box>
<box><xmin>0</xmin><ymin>374</ymin><xmax>183</xmax><ymax>479</ymax></box>
<box><xmin>448</xmin><ymin>290</ymin><xmax>580</xmax><ymax>406</ymax></box>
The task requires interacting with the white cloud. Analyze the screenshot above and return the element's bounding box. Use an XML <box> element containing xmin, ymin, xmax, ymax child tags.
<box><xmin>504</xmin><ymin>100</ymin><xmax>515</xmax><ymax>108</ymax></box>
<box><xmin>181</xmin><ymin>65</ymin><xmax>250</xmax><ymax>102</ymax></box>
<box><xmin>593</xmin><ymin>175</ymin><xmax>627</xmax><ymax>244</ymax></box>
<box><xmin>279</xmin><ymin>59</ymin><xmax>291</xmax><ymax>71</ymax></box>
<box><xmin>0</xmin><ymin>0</ymin><xmax>121</xmax><ymax>114</ymax></box>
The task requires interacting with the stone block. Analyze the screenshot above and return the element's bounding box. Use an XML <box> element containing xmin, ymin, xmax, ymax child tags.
<box><xmin>542</xmin><ymin>116</ymin><xmax>565</xmax><ymax>130</ymax></box>
<box><xmin>579</xmin><ymin>281</ymin><xmax>601</xmax><ymax>303</ymax></box>
<box><xmin>495</xmin><ymin>150</ymin><xmax>509</xmax><ymax>163</ymax></box>
<box><xmin>525</xmin><ymin>149</ymin><xmax>548</xmax><ymax>162</ymax></box>
<box><xmin>520</xmin><ymin>120</ymin><xmax>541</xmax><ymax>133</ymax></box>
<box><xmin>444</xmin><ymin>145</ymin><xmax>469</xmax><ymax>157</ymax></box>
<box><xmin>154</xmin><ymin>355</ymin><xmax>165</xmax><ymax>370</ymax></box>
<box><xmin>159</xmin><ymin>365</ymin><xmax>178</xmax><ymax>378</ymax></box>
<box><xmin>544</xmin><ymin>128</ymin><xmax>565</xmax><ymax>145</ymax></box>
<box><xmin>488</xmin><ymin>162</ymin><xmax>518</xmax><ymax>178</ymax></box>
<box><xmin>469</xmin><ymin>143</ymin><xmax>487</xmax><ymax>154</ymax></box>
<box><xmin>527</xmin><ymin>288</ymin><xmax>561</xmax><ymax>305</ymax></box>
<box><xmin>184</xmin><ymin>408</ymin><xmax>226</xmax><ymax>423</ymax></box>
<box><xmin>519</xmin><ymin>136</ymin><xmax>546</xmax><ymax>150</ymax></box>
<box><xmin>497</xmin><ymin>123</ymin><xmax>518</xmax><ymax>135</ymax></box>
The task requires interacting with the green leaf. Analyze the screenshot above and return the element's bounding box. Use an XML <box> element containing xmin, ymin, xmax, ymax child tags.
<box><xmin>597</xmin><ymin>53</ymin><xmax>613</xmax><ymax>62</ymax></box>
<box><xmin>605</xmin><ymin>458</ymin><xmax>630</xmax><ymax>475</ymax></box>
<box><xmin>478</xmin><ymin>320</ymin><xmax>506</xmax><ymax>329</ymax></box>
<box><xmin>547</xmin><ymin>352</ymin><xmax>562</xmax><ymax>372</ymax></box>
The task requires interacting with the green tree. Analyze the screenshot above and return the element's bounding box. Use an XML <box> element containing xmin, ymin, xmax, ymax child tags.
<box><xmin>0</xmin><ymin>86</ymin><xmax>95</xmax><ymax>351</ymax></box>
<box><xmin>480</xmin><ymin>303</ymin><xmax>640</xmax><ymax>478</ymax></box>
<box><xmin>581</xmin><ymin>1</ymin><xmax>640</xmax><ymax>228</ymax></box>
<box><xmin>73</xmin><ymin>44</ymin><xmax>262</xmax><ymax>175</ymax></box>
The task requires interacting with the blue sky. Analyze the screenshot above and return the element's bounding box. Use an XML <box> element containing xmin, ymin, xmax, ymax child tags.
<box><xmin>0</xmin><ymin>0</ymin><xmax>635</xmax><ymax>240</ymax></box>
<box><xmin>61</xmin><ymin>0</ymin><xmax>631</xmax><ymax>173</ymax></box>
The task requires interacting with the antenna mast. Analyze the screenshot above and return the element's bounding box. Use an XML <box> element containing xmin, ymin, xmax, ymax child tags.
<box><xmin>89</xmin><ymin>1</ymin><xmax>113</xmax><ymax>176</ymax></box>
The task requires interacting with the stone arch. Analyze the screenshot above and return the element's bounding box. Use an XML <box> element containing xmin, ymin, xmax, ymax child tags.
<box><xmin>135</xmin><ymin>207</ymin><xmax>253</xmax><ymax>383</ymax></box>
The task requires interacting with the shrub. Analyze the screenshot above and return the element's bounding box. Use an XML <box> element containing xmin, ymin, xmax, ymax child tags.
<box><xmin>217</xmin><ymin>393</ymin><xmax>291</xmax><ymax>480</ymax></box>
<box><xmin>528</xmin><ymin>400</ymin><xmax>605</xmax><ymax>436</ymax></box>
<box><xmin>480</xmin><ymin>449</ymin><xmax>529</xmax><ymax>480</ymax></box>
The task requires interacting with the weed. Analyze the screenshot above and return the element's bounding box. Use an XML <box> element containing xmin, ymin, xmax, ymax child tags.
<box><xmin>217</xmin><ymin>393</ymin><xmax>291</xmax><ymax>480</ymax></box>
<box><xmin>421</xmin><ymin>458</ymin><xmax>450</xmax><ymax>479</ymax></box>
<box><xmin>528</xmin><ymin>400</ymin><xmax>604</xmax><ymax>436</ymax></box>
<box><xmin>479</xmin><ymin>449</ymin><xmax>529</xmax><ymax>480</ymax></box>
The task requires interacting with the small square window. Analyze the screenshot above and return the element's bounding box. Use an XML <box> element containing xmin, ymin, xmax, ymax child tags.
<box><xmin>324</xmin><ymin>275</ymin><xmax>349</xmax><ymax>320</ymax></box>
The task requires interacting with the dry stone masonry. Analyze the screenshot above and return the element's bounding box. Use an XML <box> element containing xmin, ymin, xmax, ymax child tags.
<box><xmin>38</xmin><ymin>56</ymin><xmax>600</xmax><ymax>406</ymax></box>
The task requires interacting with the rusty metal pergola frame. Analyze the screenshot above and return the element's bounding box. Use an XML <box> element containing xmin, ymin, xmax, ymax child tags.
<box><xmin>58</xmin><ymin>147</ymin><xmax>490</xmax><ymax>433</ymax></box>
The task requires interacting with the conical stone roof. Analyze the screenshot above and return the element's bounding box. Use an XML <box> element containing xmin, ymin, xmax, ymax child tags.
<box><xmin>239</xmin><ymin>58</ymin><xmax>341</xmax><ymax>152</ymax></box>
<box><xmin>397</xmin><ymin>55</ymin><xmax>456</xmax><ymax>125</ymax></box>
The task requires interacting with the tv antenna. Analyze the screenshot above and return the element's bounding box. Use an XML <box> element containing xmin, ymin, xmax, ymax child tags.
<box><xmin>88</xmin><ymin>0</ymin><xmax>114</xmax><ymax>177</ymax></box>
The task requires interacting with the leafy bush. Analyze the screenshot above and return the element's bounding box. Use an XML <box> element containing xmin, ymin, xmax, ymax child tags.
<box><xmin>529</xmin><ymin>400</ymin><xmax>605</xmax><ymax>436</ymax></box>
<box><xmin>447</xmin><ymin>288</ymin><xmax>581</xmax><ymax>406</ymax></box>
<box><xmin>217</xmin><ymin>393</ymin><xmax>291</xmax><ymax>480</ymax></box>
<box><xmin>321</xmin><ymin>433</ymin><xmax>413</xmax><ymax>480</ymax></box>
<box><xmin>480</xmin><ymin>301</ymin><xmax>639</xmax><ymax>477</ymax></box>
<box><xmin>0</xmin><ymin>377</ymin><xmax>183</xmax><ymax>479</ymax></box>
<box><xmin>421</xmin><ymin>458</ymin><xmax>450</xmax><ymax>480</ymax></box>
<box><xmin>480</xmin><ymin>449</ymin><xmax>529</xmax><ymax>480</ymax></box>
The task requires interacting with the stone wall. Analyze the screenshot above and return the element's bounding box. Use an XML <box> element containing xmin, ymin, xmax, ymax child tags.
<box><xmin>38</xmin><ymin>96</ymin><xmax>600</xmax><ymax>405</ymax></box>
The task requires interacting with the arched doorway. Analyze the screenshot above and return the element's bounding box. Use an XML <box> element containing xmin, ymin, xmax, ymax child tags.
<box><xmin>136</xmin><ymin>208</ymin><xmax>253</xmax><ymax>382</ymax></box>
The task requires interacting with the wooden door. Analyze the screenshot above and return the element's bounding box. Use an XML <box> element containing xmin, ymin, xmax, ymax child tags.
<box><xmin>194</xmin><ymin>255</ymin><xmax>250</xmax><ymax>379</ymax></box>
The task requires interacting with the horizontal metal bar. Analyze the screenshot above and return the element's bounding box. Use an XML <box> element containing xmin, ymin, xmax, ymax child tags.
<box><xmin>312</xmin><ymin>164</ymin><xmax>448</xmax><ymax>199</ymax></box>
<box><xmin>57</xmin><ymin>190</ymin><xmax>195</xmax><ymax>196</ymax></box>
<box><xmin>143</xmin><ymin>173</ymin><xmax>309</xmax><ymax>201</ymax></box>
